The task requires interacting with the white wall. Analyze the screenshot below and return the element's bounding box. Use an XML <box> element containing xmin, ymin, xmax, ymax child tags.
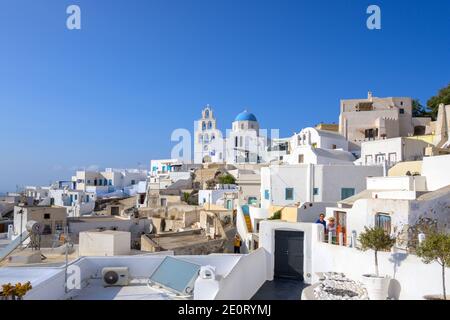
<box><xmin>79</xmin><ymin>231</ymin><xmax>131</xmax><ymax>256</ymax></box>
<box><xmin>68</xmin><ymin>218</ymin><xmax>150</xmax><ymax>235</ymax></box>
<box><xmin>249</xmin><ymin>206</ymin><xmax>269</xmax><ymax>231</ymax></box>
<box><xmin>236</xmin><ymin>206</ymin><xmax>251</xmax><ymax>253</ymax></box>
<box><xmin>212</xmin><ymin>248</ymin><xmax>269</xmax><ymax>300</ymax></box>
<box><xmin>361</xmin><ymin>137</ymin><xmax>429</xmax><ymax>166</ymax></box>
<box><xmin>366</xmin><ymin>176</ymin><xmax>427</xmax><ymax>192</ymax></box>
<box><xmin>297</xmin><ymin>202</ymin><xmax>336</xmax><ymax>223</ymax></box>
<box><xmin>261</xmin><ymin>164</ymin><xmax>383</xmax><ymax>208</ymax></box>
<box><xmin>312</xmin><ymin>242</ymin><xmax>450</xmax><ymax>300</ymax></box>
<box><xmin>422</xmin><ymin>154</ymin><xmax>450</xmax><ymax>191</ymax></box>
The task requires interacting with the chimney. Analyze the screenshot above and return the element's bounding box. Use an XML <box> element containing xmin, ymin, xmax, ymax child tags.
<box><xmin>368</xmin><ymin>91</ymin><xmax>373</xmax><ymax>102</ymax></box>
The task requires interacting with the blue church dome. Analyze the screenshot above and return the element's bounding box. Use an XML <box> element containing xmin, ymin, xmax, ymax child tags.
<box><xmin>234</xmin><ymin>110</ymin><xmax>257</xmax><ymax>122</ymax></box>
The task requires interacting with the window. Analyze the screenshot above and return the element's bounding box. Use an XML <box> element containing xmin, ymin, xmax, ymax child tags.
<box><xmin>285</xmin><ymin>188</ymin><xmax>294</xmax><ymax>201</ymax></box>
<box><xmin>43</xmin><ymin>225</ymin><xmax>52</xmax><ymax>235</ymax></box>
<box><xmin>108</xmin><ymin>179</ymin><xmax>112</xmax><ymax>186</ymax></box>
<box><xmin>313</xmin><ymin>188</ymin><xmax>319</xmax><ymax>196</ymax></box>
<box><xmin>94</xmin><ymin>179</ymin><xmax>97</xmax><ymax>186</ymax></box>
<box><xmin>235</xmin><ymin>136</ymin><xmax>238</xmax><ymax>147</ymax></box>
<box><xmin>400</xmin><ymin>101</ymin><xmax>403</xmax><ymax>106</ymax></box>
<box><xmin>365</xmin><ymin>155</ymin><xmax>373</xmax><ymax>164</ymax></box>
<box><xmin>55</xmin><ymin>221</ymin><xmax>64</xmax><ymax>231</ymax></box>
<box><xmin>376</xmin><ymin>153</ymin><xmax>386</xmax><ymax>164</ymax></box>
<box><xmin>264</xmin><ymin>190</ymin><xmax>270</xmax><ymax>200</ymax></box>
<box><xmin>44</xmin><ymin>213</ymin><xmax>51</xmax><ymax>219</ymax></box>
<box><xmin>341</xmin><ymin>188</ymin><xmax>355</xmax><ymax>200</ymax></box>
<box><xmin>375</xmin><ymin>213</ymin><xmax>391</xmax><ymax>234</ymax></box>
<box><xmin>104</xmin><ymin>179</ymin><xmax>107</xmax><ymax>186</ymax></box>
<box><xmin>332</xmin><ymin>144</ymin><xmax>337</xmax><ymax>149</ymax></box>
<box><xmin>399</xmin><ymin>108</ymin><xmax>405</xmax><ymax>114</ymax></box>
<box><xmin>298</xmin><ymin>154</ymin><xmax>304</xmax><ymax>164</ymax></box>
<box><xmin>87</xmin><ymin>180</ymin><xmax>91</xmax><ymax>184</ymax></box>
<box><xmin>131</xmin><ymin>180</ymin><xmax>136</xmax><ymax>185</ymax></box>
<box><xmin>202</xmin><ymin>122</ymin><xmax>206</xmax><ymax>130</ymax></box>
<box><xmin>111</xmin><ymin>206</ymin><xmax>120</xmax><ymax>216</ymax></box>
<box><xmin>388</xmin><ymin>152</ymin><xmax>397</xmax><ymax>164</ymax></box>
<box><xmin>99</xmin><ymin>179</ymin><xmax>102</xmax><ymax>186</ymax></box>
<box><xmin>365</xmin><ymin>129</ymin><xmax>375</xmax><ymax>140</ymax></box>
<box><xmin>74</xmin><ymin>194</ymin><xmax>78</xmax><ymax>200</ymax></box>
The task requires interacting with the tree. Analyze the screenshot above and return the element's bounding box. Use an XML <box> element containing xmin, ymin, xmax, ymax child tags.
<box><xmin>218</xmin><ymin>174</ymin><xmax>236</xmax><ymax>185</ymax></box>
<box><xmin>416</xmin><ymin>232</ymin><xmax>450</xmax><ymax>300</ymax></box>
<box><xmin>205</xmin><ymin>179</ymin><xmax>216</xmax><ymax>190</ymax></box>
<box><xmin>268</xmin><ymin>210</ymin><xmax>282</xmax><ymax>220</ymax></box>
<box><xmin>412</xmin><ymin>99</ymin><xmax>432</xmax><ymax>118</ymax></box>
<box><xmin>427</xmin><ymin>83</ymin><xmax>450</xmax><ymax>120</ymax></box>
<box><xmin>182</xmin><ymin>192</ymin><xmax>190</xmax><ymax>204</ymax></box>
<box><xmin>358</xmin><ymin>227</ymin><xmax>396</xmax><ymax>276</ymax></box>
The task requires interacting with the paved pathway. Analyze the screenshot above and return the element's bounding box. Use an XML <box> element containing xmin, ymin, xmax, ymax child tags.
<box><xmin>251</xmin><ymin>278</ymin><xmax>308</xmax><ymax>300</ymax></box>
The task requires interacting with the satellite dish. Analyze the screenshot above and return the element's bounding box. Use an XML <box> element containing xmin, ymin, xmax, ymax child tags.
<box><xmin>26</xmin><ymin>220</ymin><xmax>45</xmax><ymax>235</ymax></box>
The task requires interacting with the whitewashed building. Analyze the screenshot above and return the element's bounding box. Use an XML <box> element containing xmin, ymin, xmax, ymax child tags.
<box><xmin>325</xmin><ymin>154</ymin><xmax>450</xmax><ymax>248</ymax></box>
<box><xmin>71</xmin><ymin>168</ymin><xmax>148</xmax><ymax>196</ymax></box>
<box><xmin>282</xmin><ymin>127</ymin><xmax>355</xmax><ymax>165</ymax></box>
<box><xmin>260</xmin><ymin>163</ymin><xmax>383</xmax><ymax>208</ymax></box>
<box><xmin>198</xmin><ymin>184</ymin><xmax>239</xmax><ymax>210</ymax></box>
<box><xmin>359</xmin><ymin>137</ymin><xmax>432</xmax><ymax>166</ymax></box>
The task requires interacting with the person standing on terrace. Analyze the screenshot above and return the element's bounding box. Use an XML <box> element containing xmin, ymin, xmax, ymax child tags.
<box><xmin>316</xmin><ymin>214</ymin><xmax>327</xmax><ymax>232</ymax></box>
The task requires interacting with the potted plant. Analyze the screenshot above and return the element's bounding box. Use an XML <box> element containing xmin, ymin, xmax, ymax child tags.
<box><xmin>416</xmin><ymin>231</ymin><xmax>450</xmax><ymax>300</ymax></box>
<box><xmin>0</xmin><ymin>282</ymin><xmax>32</xmax><ymax>300</ymax></box>
<box><xmin>358</xmin><ymin>227</ymin><xmax>396</xmax><ymax>300</ymax></box>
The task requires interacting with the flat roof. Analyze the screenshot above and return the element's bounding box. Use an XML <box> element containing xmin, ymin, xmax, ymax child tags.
<box><xmin>69</xmin><ymin>278</ymin><xmax>178</xmax><ymax>300</ymax></box>
<box><xmin>0</xmin><ymin>267</ymin><xmax>62</xmax><ymax>287</ymax></box>
<box><xmin>68</xmin><ymin>216</ymin><xmax>130</xmax><ymax>223</ymax></box>
<box><xmin>151</xmin><ymin>234</ymin><xmax>214</xmax><ymax>250</ymax></box>
<box><xmin>82</xmin><ymin>230</ymin><xmax>130</xmax><ymax>235</ymax></box>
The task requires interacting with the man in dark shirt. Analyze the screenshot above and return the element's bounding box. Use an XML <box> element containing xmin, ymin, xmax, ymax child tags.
<box><xmin>316</xmin><ymin>213</ymin><xmax>326</xmax><ymax>231</ymax></box>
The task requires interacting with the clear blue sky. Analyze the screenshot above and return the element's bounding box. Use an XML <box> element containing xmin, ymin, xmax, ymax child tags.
<box><xmin>0</xmin><ymin>0</ymin><xmax>449</xmax><ymax>192</ymax></box>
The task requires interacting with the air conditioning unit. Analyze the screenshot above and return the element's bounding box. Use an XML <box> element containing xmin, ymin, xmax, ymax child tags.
<box><xmin>102</xmin><ymin>267</ymin><xmax>130</xmax><ymax>287</ymax></box>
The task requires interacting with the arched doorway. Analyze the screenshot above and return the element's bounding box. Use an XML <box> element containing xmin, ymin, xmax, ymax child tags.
<box><xmin>414</xmin><ymin>126</ymin><xmax>426</xmax><ymax>136</ymax></box>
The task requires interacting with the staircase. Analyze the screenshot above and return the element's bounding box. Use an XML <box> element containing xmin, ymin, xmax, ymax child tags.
<box><xmin>244</xmin><ymin>214</ymin><xmax>253</xmax><ymax>233</ymax></box>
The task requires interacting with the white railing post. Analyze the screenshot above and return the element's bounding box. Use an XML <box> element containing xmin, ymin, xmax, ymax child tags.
<box><xmin>339</xmin><ymin>232</ymin><xmax>344</xmax><ymax>246</ymax></box>
<box><xmin>351</xmin><ymin>231</ymin><xmax>357</xmax><ymax>248</ymax></box>
<box><xmin>328</xmin><ymin>231</ymin><xmax>333</xmax><ymax>244</ymax></box>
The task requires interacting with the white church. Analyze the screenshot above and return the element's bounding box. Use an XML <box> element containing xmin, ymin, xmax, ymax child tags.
<box><xmin>194</xmin><ymin>106</ymin><xmax>282</xmax><ymax>164</ymax></box>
